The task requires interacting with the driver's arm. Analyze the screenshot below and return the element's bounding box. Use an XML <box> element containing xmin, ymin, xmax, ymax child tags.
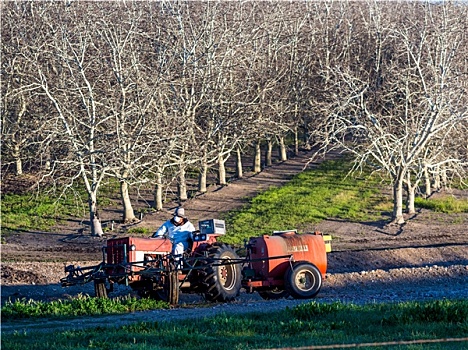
<box><xmin>152</xmin><ymin>223</ymin><xmax>168</xmax><ymax>238</ymax></box>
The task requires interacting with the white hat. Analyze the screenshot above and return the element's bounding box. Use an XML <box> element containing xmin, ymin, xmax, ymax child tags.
<box><xmin>173</xmin><ymin>207</ymin><xmax>186</xmax><ymax>218</ymax></box>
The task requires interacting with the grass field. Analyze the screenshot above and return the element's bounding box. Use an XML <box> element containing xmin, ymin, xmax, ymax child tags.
<box><xmin>2</xmin><ymin>299</ymin><xmax>467</xmax><ymax>350</ymax></box>
<box><xmin>1</xmin><ymin>295</ymin><xmax>169</xmax><ymax>320</ymax></box>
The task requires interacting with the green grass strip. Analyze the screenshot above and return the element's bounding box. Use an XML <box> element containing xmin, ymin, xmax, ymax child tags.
<box><xmin>2</xmin><ymin>299</ymin><xmax>467</xmax><ymax>350</ymax></box>
<box><xmin>1</xmin><ymin>192</ymin><xmax>86</xmax><ymax>232</ymax></box>
<box><xmin>220</xmin><ymin>160</ymin><xmax>392</xmax><ymax>245</ymax></box>
<box><xmin>1</xmin><ymin>294</ymin><xmax>169</xmax><ymax>319</ymax></box>
<box><xmin>415</xmin><ymin>196</ymin><xmax>468</xmax><ymax>213</ymax></box>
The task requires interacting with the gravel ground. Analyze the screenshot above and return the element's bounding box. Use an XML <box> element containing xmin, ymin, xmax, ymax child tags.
<box><xmin>2</xmin><ymin>263</ymin><xmax>467</xmax><ymax>335</ymax></box>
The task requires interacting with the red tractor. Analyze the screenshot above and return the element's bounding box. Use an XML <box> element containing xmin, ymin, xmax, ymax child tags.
<box><xmin>61</xmin><ymin>220</ymin><xmax>331</xmax><ymax>304</ymax></box>
<box><xmin>62</xmin><ymin>219</ymin><xmax>242</xmax><ymax>304</ymax></box>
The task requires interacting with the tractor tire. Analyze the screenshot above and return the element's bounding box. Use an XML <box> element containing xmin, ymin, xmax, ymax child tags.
<box><xmin>94</xmin><ymin>279</ymin><xmax>108</xmax><ymax>298</ymax></box>
<box><xmin>167</xmin><ymin>270</ymin><xmax>179</xmax><ymax>305</ymax></box>
<box><xmin>203</xmin><ymin>244</ymin><xmax>241</xmax><ymax>302</ymax></box>
<box><xmin>258</xmin><ymin>289</ymin><xmax>289</xmax><ymax>300</ymax></box>
<box><xmin>285</xmin><ymin>262</ymin><xmax>322</xmax><ymax>299</ymax></box>
<box><xmin>153</xmin><ymin>268</ymin><xmax>179</xmax><ymax>305</ymax></box>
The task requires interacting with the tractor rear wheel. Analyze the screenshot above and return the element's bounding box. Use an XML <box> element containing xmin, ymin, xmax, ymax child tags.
<box><xmin>94</xmin><ymin>279</ymin><xmax>108</xmax><ymax>298</ymax></box>
<box><xmin>203</xmin><ymin>244</ymin><xmax>241</xmax><ymax>302</ymax></box>
<box><xmin>285</xmin><ymin>262</ymin><xmax>322</xmax><ymax>299</ymax></box>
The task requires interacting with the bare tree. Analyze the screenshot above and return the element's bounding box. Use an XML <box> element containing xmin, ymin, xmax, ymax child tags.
<box><xmin>1</xmin><ymin>1</ymin><xmax>51</xmax><ymax>177</ymax></box>
<box><xmin>311</xmin><ymin>1</ymin><xmax>468</xmax><ymax>224</ymax></box>
<box><xmin>20</xmin><ymin>3</ymin><xmax>124</xmax><ymax>235</ymax></box>
<box><xmin>151</xmin><ymin>2</ymin><xmax>216</xmax><ymax>201</ymax></box>
<box><xmin>93</xmin><ymin>3</ymin><xmax>172</xmax><ymax>222</ymax></box>
<box><xmin>191</xmin><ymin>1</ymin><xmax>248</xmax><ymax>187</ymax></box>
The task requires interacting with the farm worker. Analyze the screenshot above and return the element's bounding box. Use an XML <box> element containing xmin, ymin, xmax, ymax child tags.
<box><xmin>152</xmin><ymin>207</ymin><xmax>196</xmax><ymax>264</ymax></box>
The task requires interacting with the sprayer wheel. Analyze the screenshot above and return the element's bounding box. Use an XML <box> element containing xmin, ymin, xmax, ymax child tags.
<box><xmin>258</xmin><ymin>289</ymin><xmax>289</xmax><ymax>300</ymax></box>
<box><xmin>285</xmin><ymin>262</ymin><xmax>322</xmax><ymax>299</ymax></box>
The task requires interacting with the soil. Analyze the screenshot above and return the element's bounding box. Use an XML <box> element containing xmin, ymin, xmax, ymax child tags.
<box><xmin>1</xmin><ymin>150</ymin><xmax>468</xmax><ymax>334</ymax></box>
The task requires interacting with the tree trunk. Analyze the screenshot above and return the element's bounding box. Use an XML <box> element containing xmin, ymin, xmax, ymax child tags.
<box><xmin>294</xmin><ymin>127</ymin><xmax>299</xmax><ymax>156</ymax></box>
<box><xmin>198</xmin><ymin>157</ymin><xmax>208</xmax><ymax>193</ymax></box>
<box><xmin>407</xmin><ymin>189</ymin><xmax>416</xmax><ymax>214</ymax></box>
<box><xmin>236</xmin><ymin>146</ymin><xmax>243</xmax><ymax>179</ymax></box>
<box><xmin>424</xmin><ymin>164</ymin><xmax>431</xmax><ymax>198</ymax></box>
<box><xmin>441</xmin><ymin>168</ymin><xmax>448</xmax><ymax>190</ymax></box>
<box><xmin>218</xmin><ymin>152</ymin><xmax>227</xmax><ymax>186</ymax></box>
<box><xmin>433</xmin><ymin>165</ymin><xmax>441</xmax><ymax>191</ymax></box>
<box><xmin>253</xmin><ymin>140</ymin><xmax>261</xmax><ymax>173</ymax></box>
<box><xmin>154</xmin><ymin>172</ymin><xmax>163</xmax><ymax>210</ymax></box>
<box><xmin>406</xmin><ymin>172</ymin><xmax>416</xmax><ymax>215</ymax></box>
<box><xmin>178</xmin><ymin>166</ymin><xmax>188</xmax><ymax>201</ymax></box>
<box><xmin>13</xmin><ymin>144</ymin><xmax>23</xmax><ymax>176</ymax></box>
<box><xmin>278</xmin><ymin>136</ymin><xmax>287</xmax><ymax>161</ymax></box>
<box><xmin>303</xmin><ymin>118</ymin><xmax>311</xmax><ymax>149</ymax></box>
<box><xmin>13</xmin><ymin>97</ymin><xmax>26</xmax><ymax>176</ymax></box>
<box><xmin>89</xmin><ymin>192</ymin><xmax>103</xmax><ymax>237</ymax></box>
<box><xmin>120</xmin><ymin>180</ymin><xmax>136</xmax><ymax>222</ymax></box>
<box><xmin>265</xmin><ymin>138</ymin><xmax>272</xmax><ymax>167</ymax></box>
<box><xmin>43</xmin><ymin>147</ymin><xmax>51</xmax><ymax>171</ymax></box>
<box><xmin>392</xmin><ymin>169</ymin><xmax>405</xmax><ymax>224</ymax></box>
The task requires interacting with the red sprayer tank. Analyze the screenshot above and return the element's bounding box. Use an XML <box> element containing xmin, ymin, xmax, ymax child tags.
<box><xmin>242</xmin><ymin>230</ymin><xmax>331</xmax><ymax>299</ymax></box>
<box><xmin>248</xmin><ymin>231</ymin><xmax>328</xmax><ymax>279</ymax></box>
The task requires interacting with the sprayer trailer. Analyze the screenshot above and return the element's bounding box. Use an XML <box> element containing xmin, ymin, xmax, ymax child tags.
<box><xmin>61</xmin><ymin>220</ymin><xmax>331</xmax><ymax>304</ymax></box>
<box><xmin>242</xmin><ymin>230</ymin><xmax>331</xmax><ymax>300</ymax></box>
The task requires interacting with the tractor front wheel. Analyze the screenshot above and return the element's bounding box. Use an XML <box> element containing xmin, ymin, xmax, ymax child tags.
<box><xmin>154</xmin><ymin>270</ymin><xmax>179</xmax><ymax>305</ymax></box>
<box><xmin>203</xmin><ymin>244</ymin><xmax>241</xmax><ymax>302</ymax></box>
<box><xmin>285</xmin><ymin>262</ymin><xmax>322</xmax><ymax>299</ymax></box>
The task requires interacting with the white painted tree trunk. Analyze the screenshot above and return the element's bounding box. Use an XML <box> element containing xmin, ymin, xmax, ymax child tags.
<box><xmin>13</xmin><ymin>144</ymin><xmax>22</xmax><ymax>176</ymax></box>
<box><xmin>406</xmin><ymin>172</ymin><xmax>417</xmax><ymax>215</ymax></box>
<box><xmin>407</xmin><ymin>187</ymin><xmax>416</xmax><ymax>215</ymax></box>
<box><xmin>154</xmin><ymin>172</ymin><xmax>163</xmax><ymax>211</ymax></box>
<box><xmin>218</xmin><ymin>153</ymin><xmax>227</xmax><ymax>185</ymax></box>
<box><xmin>43</xmin><ymin>147</ymin><xmax>51</xmax><ymax>171</ymax></box>
<box><xmin>198</xmin><ymin>156</ymin><xmax>207</xmax><ymax>193</ymax></box>
<box><xmin>424</xmin><ymin>165</ymin><xmax>432</xmax><ymax>198</ymax></box>
<box><xmin>441</xmin><ymin>169</ymin><xmax>448</xmax><ymax>190</ymax></box>
<box><xmin>236</xmin><ymin>147</ymin><xmax>243</xmax><ymax>179</ymax></box>
<box><xmin>278</xmin><ymin>136</ymin><xmax>287</xmax><ymax>161</ymax></box>
<box><xmin>178</xmin><ymin>166</ymin><xmax>188</xmax><ymax>201</ymax></box>
<box><xmin>294</xmin><ymin>127</ymin><xmax>299</xmax><ymax>156</ymax></box>
<box><xmin>392</xmin><ymin>169</ymin><xmax>405</xmax><ymax>224</ymax></box>
<box><xmin>433</xmin><ymin>165</ymin><xmax>441</xmax><ymax>191</ymax></box>
<box><xmin>89</xmin><ymin>192</ymin><xmax>103</xmax><ymax>237</ymax></box>
<box><xmin>265</xmin><ymin>138</ymin><xmax>272</xmax><ymax>167</ymax></box>
<box><xmin>253</xmin><ymin>140</ymin><xmax>261</xmax><ymax>173</ymax></box>
<box><xmin>120</xmin><ymin>180</ymin><xmax>136</xmax><ymax>222</ymax></box>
